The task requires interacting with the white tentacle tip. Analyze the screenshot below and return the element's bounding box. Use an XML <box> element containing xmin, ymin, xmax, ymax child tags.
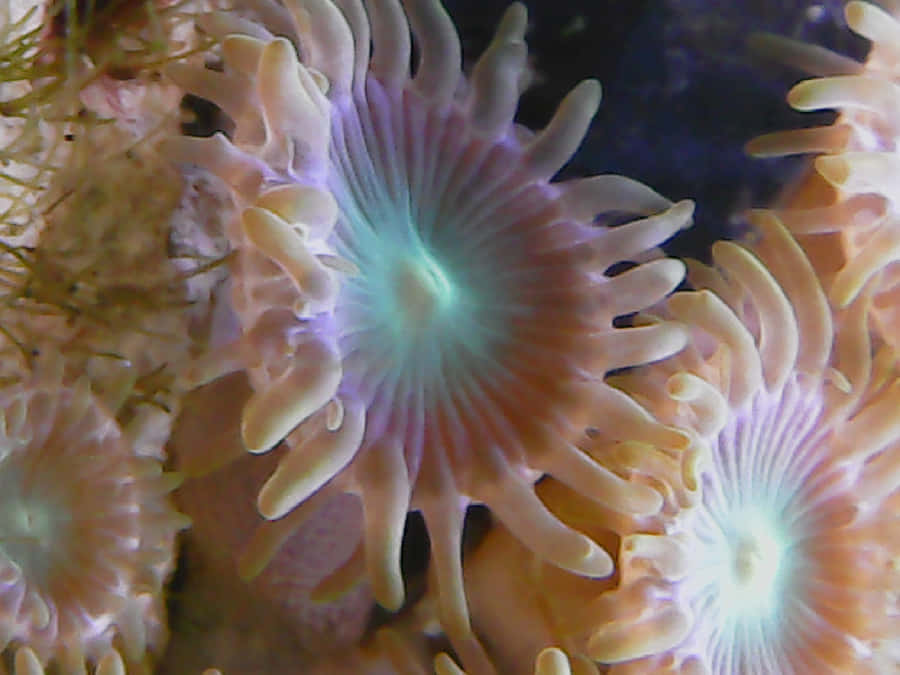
<box><xmin>557</xmin><ymin>537</ymin><xmax>614</xmax><ymax>578</ymax></box>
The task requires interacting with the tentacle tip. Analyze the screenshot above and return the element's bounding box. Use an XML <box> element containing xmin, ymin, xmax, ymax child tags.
<box><xmin>374</xmin><ymin>580</ymin><xmax>406</xmax><ymax>613</ymax></box>
<box><xmin>263</xmin><ymin>36</ymin><xmax>298</xmax><ymax>62</ymax></box>
<box><xmin>814</xmin><ymin>154</ymin><xmax>850</xmax><ymax>186</ymax></box>
<box><xmin>240</xmin><ymin>420</ymin><xmax>272</xmax><ymax>454</ymax></box>
<box><xmin>665</xmin><ymin>257</ymin><xmax>688</xmax><ymax>285</ymax></box>
<box><xmin>236</xmin><ymin>549</ymin><xmax>265</xmax><ymax>582</ymax></box>
<box><xmin>743</xmin><ymin>136</ymin><xmax>770</xmax><ymax>158</ymax></box>
<box><xmin>534</xmin><ymin>648</ymin><xmax>570</xmax><ymax>675</ymax></box>
<box><xmin>257</xmin><ymin>490</ymin><xmax>290</xmax><ymax>521</ymax></box>
<box><xmin>786</xmin><ymin>79</ymin><xmax>820</xmax><ymax>111</ymax></box>
<box><xmin>570</xmin><ymin>540</ymin><xmax>615</xmax><ymax>578</ymax></box>
<box><xmin>507</xmin><ymin>2</ymin><xmax>529</xmax><ymax>24</ymax></box>
<box><xmin>668</xmin><ymin>199</ymin><xmax>696</xmax><ymax>226</ymax></box>
<box><xmin>844</xmin><ymin>1</ymin><xmax>870</xmax><ymax>29</ymax></box>
<box><xmin>631</xmin><ymin>483</ymin><xmax>665</xmax><ymax>517</ymax></box>
<box><xmin>577</xmin><ymin>78</ymin><xmax>603</xmax><ymax>110</ymax></box>
<box><xmin>665</xmin><ymin>320</ymin><xmax>692</xmax><ymax>356</ymax></box>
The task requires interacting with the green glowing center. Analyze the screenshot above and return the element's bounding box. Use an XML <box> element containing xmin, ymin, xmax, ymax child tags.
<box><xmin>5</xmin><ymin>500</ymin><xmax>56</xmax><ymax>550</ymax></box>
<box><xmin>331</xmin><ymin>185</ymin><xmax>503</xmax><ymax>390</ymax></box>
<box><xmin>0</xmin><ymin>466</ymin><xmax>68</xmax><ymax>586</ymax></box>
<box><xmin>392</xmin><ymin>251</ymin><xmax>456</xmax><ymax>329</ymax></box>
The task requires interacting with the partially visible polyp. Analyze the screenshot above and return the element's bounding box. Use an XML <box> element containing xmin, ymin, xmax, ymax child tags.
<box><xmin>562</xmin><ymin>213</ymin><xmax>900</xmax><ymax>673</ymax></box>
<box><xmin>748</xmin><ymin>1</ymin><xmax>900</xmax><ymax>353</ymax></box>
<box><xmin>0</xmin><ymin>364</ymin><xmax>187</xmax><ymax>674</ymax></box>
<box><xmin>164</xmin><ymin>1</ymin><xmax>693</xmax><ymax>671</ymax></box>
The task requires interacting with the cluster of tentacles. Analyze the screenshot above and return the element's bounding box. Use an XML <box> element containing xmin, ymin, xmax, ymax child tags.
<box><xmin>1</xmin><ymin>0</ymin><xmax>899</xmax><ymax>673</ymax></box>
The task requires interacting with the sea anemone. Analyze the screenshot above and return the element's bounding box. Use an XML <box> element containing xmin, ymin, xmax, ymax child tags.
<box><xmin>164</xmin><ymin>0</ymin><xmax>693</xmax><ymax>668</ymax></box>
<box><xmin>746</xmin><ymin>0</ymin><xmax>900</xmax><ymax>352</ymax></box>
<box><xmin>555</xmin><ymin>211</ymin><xmax>900</xmax><ymax>673</ymax></box>
<box><xmin>0</xmin><ymin>361</ymin><xmax>188</xmax><ymax>673</ymax></box>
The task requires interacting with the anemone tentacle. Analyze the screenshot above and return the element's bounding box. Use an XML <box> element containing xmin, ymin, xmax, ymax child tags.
<box><xmin>165</xmin><ymin>1</ymin><xmax>694</xmax><ymax>669</ymax></box>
